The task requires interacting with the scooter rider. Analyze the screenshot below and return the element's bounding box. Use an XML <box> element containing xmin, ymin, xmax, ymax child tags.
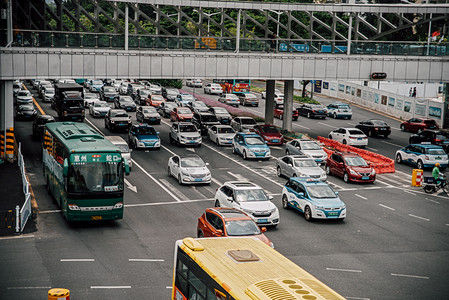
<box><xmin>432</xmin><ymin>163</ymin><xmax>443</xmax><ymax>186</ymax></box>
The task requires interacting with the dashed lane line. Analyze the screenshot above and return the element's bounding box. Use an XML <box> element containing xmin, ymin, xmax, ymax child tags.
<box><xmin>0</xmin><ymin>234</ymin><xmax>35</xmax><ymax>240</ymax></box>
<box><xmin>129</xmin><ymin>259</ymin><xmax>164</xmax><ymax>262</ymax></box>
<box><xmin>354</xmin><ymin>194</ymin><xmax>367</xmax><ymax>200</ymax></box>
<box><xmin>157</xmin><ymin>178</ymin><xmax>186</xmax><ymax>202</ymax></box>
<box><xmin>408</xmin><ymin>214</ymin><xmax>430</xmax><ymax>221</ymax></box>
<box><xmin>379</xmin><ymin>204</ymin><xmax>395</xmax><ymax>211</ymax></box>
<box><xmin>326</xmin><ymin>268</ymin><xmax>362</xmax><ymax>273</ymax></box>
<box><xmin>7</xmin><ymin>286</ymin><xmax>52</xmax><ymax>290</ymax></box>
<box><xmin>381</xmin><ymin>140</ymin><xmax>403</xmax><ymax>148</ymax></box>
<box><xmin>390</xmin><ymin>273</ymin><xmax>429</xmax><ymax>280</ymax></box>
<box><xmin>91</xmin><ymin>286</ymin><xmax>132</xmax><ymax>289</ymax></box>
<box><xmin>60</xmin><ymin>259</ymin><xmax>95</xmax><ymax>262</ymax></box>
<box><xmin>318</xmin><ymin>122</ymin><xmax>337</xmax><ymax>129</ymax></box>
<box><xmin>366</xmin><ymin>147</ymin><xmax>378</xmax><ymax>152</ymax></box>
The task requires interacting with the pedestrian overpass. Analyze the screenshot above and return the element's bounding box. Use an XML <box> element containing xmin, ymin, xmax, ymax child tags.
<box><xmin>1</xmin><ymin>0</ymin><xmax>449</xmax><ymax>160</ymax></box>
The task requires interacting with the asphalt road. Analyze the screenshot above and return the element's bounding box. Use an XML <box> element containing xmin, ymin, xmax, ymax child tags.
<box><xmin>1</xmin><ymin>82</ymin><xmax>448</xmax><ymax>300</ymax></box>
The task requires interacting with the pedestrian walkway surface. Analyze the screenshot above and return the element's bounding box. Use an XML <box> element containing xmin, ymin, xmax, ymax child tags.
<box><xmin>0</xmin><ymin>162</ymin><xmax>28</xmax><ymax>236</ymax></box>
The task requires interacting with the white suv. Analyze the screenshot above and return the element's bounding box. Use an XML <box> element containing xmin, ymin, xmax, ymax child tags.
<box><xmin>214</xmin><ymin>181</ymin><xmax>279</xmax><ymax>227</ymax></box>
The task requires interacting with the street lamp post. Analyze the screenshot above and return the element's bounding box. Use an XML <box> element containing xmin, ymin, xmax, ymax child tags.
<box><xmin>193</xmin><ymin>9</ymin><xmax>220</xmax><ymax>36</ymax></box>
<box><xmin>268</xmin><ymin>10</ymin><xmax>283</xmax><ymax>51</ymax></box>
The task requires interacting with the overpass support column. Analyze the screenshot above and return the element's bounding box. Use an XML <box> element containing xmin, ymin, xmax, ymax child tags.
<box><xmin>283</xmin><ymin>80</ymin><xmax>294</xmax><ymax>132</ymax></box>
<box><xmin>265</xmin><ymin>80</ymin><xmax>275</xmax><ymax>125</ymax></box>
<box><xmin>0</xmin><ymin>81</ymin><xmax>15</xmax><ymax>161</ymax></box>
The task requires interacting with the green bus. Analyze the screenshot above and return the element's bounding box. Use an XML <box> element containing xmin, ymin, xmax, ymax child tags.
<box><xmin>43</xmin><ymin>122</ymin><xmax>130</xmax><ymax>221</ymax></box>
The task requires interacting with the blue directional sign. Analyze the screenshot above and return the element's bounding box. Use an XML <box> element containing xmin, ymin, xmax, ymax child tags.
<box><xmin>279</xmin><ymin>43</ymin><xmax>309</xmax><ymax>52</ymax></box>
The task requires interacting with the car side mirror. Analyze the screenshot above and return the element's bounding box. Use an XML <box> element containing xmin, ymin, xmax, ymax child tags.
<box><xmin>261</xmin><ymin>227</ymin><xmax>267</xmax><ymax>233</ymax></box>
<box><xmin>268</xmin><ymin>195</ymin><xmax>273</xmax><ymax>200</ymax></box>
<box><xmin>335</xmin><ymin>191</ymin><xmax>339</xmax><ymax>196</ymax></box>
<box><xmin>124</xmin><ymin>158</ymin><xmax>130</xmax><ymax>175</ymax></box>
<box><xmin>298</xmin><ymin>192</ymin><xmax>304</xmax><ymax>197</ymax></box>
<box><xmin>227</xmin><ymin>196</ymin><xmax>233</xmax><ymax>202</ymax></box>
<box><xmin>63</xmin><ymin>159</ymin><xmax>69</xmax><ymax>177</ymax></box>
<box><xmin>205</xmin><ymin>162</ymin><xmax>209</xmax><ymax>166</ymax></box>
<box><xmin>129</xmin><ymin>149</ymin><xmax>133</xmax><ymax>152</ymax></box>
<box><xmin>216</xmin><ymin>229</ymin><xmax>224</xmax><ymax>236</ymax></box>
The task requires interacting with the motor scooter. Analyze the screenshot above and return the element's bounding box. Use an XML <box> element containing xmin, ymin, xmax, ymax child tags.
<box><xmin>423</xmin><ymin>174</ymin><xmax>448</xmax><ymax>194</ymax></box>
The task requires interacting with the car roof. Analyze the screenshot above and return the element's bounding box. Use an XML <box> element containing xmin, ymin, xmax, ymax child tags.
<box><xmin>335</xmin><ymin>151</ymin><xmax>360</xmax><ymax>157</ymax></box>
<box><xmin>290</xmin><ymin>177</ymin><xmax>327</xmax><ymax>186</ymax></box>
<box><xmin>237</xmin><ymin>133</ymin><xmax>261</xmax><ymax>138</ymax></box>
<box><xmin>207</xmin><ymin>208</ymin><xmax>250</xmax><ymax>220</ymax></box>
<box><xmin>133</xmin><ymin>124</ymin><xmax>153</xmax><ymax>128</ymax></box>
<box><xmin>178</xmin><ymin>154</ymin><xmax>201</xmax><ymax>159</ymax></box>
<box><xmin>410</xmin><ymin>143</ymin><xmax>444</xmax><ymax>149</ymax></box>
<box><xmin>176</xmin><ymin>122</ymin><xmax>195</xmax><ymax>125</ymax></box>
<box><xmin>286</xmin><ymin>154</ymin><xmax>311</xmax><ymax>159</ymax></box>
<box><xmin>37</xmin><ymin>115</ymin><xmax>55</xmax><ymax>120</ymax></box>
<box><xmin>223</xmin><ymin>181</ymin><xmax>262</xmax><ymax>190</ymax></box>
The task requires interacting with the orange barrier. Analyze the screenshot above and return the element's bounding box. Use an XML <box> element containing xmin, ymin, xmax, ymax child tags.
<box><xmin>317</xmin><ymin>136</ymin><xmax>395</xmax><ymax>174</ymax></box>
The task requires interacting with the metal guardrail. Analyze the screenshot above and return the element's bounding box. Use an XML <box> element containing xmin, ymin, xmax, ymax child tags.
<box><xmin>16</xmin><ymin>142</ymin><xmax>31</xmax><ymax>233</ymax></box>
<box><xmin>6</xmin><ymin>30</ymin><xmax>449</xmax><ymax>56</ymax></box>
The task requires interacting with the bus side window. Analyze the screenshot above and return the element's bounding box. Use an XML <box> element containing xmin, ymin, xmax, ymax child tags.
<box><xmin>176</xmin><ymin>259</ymin><xmax>188</xmax><ymax>295</ymax></box>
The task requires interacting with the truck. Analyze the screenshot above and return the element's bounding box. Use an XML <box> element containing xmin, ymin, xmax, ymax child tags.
<box><xmin>52</xmin><ymin>83</ymin><xmax>85</xmax><ymax>121</ymax></box>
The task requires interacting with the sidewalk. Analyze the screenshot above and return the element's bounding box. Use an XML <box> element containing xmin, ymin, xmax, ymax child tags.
<box><xmin>0</xmin><ymin>162</ymin><xmax>30</xmax><ymax>236</ymax></box>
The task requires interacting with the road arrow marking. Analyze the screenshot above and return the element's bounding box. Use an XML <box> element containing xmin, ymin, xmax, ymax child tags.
<box><xmin>124</xmin><ymin>179</ymin><xmax>137</xmax><ymax>193</ymax></box>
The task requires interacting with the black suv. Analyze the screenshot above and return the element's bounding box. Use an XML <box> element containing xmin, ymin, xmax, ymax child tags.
<box><xmin>105</xmin><ymin>109</ymin><xmax>132</xmax><ymax>131</ymax></box>
<box><xmin>32</xmin><ymin>115</ymin><xmax>55</xmax><ymax>139</ymax></box>
<box><xmin>192</xmin><ymin>112</ymin><xmax>221</xmax><ymax>135</ymax></box>
<box><xmin>297</xmin><ymin>104</ymin><xmax>327</xmax><ymax>119</ymax></box>
<box><xmin>409</xmin><ymin>130</ymin><xmax>449</xmax><ymax>151</ymax></box>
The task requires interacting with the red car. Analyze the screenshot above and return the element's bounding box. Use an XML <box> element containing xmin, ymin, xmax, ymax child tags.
<box><xmin>253</xmin><ymin>124</ymin><xmax>283</xmax><ymax>145</ymax></box>
<box><xmin>400</xmin><ymin>118</ymin><xmax>439</xmax><ymax>133</ymax></box>
<box><xmin>325</xmin><ymin>151</ymin><xmax>376</xmax><ymax>183</ymax></box>
<box><xmin>197</xmin><ymin>207</ymin><xmax>273</xmax><ymax>248</ymax></box>
<box><xmin>170</xmin><ymin>107</ymin><xmax>193</xmax><ymax>122</ymax></box>
<box><xmin>273</xmin><ymin>105</ymin><xmax>299</xmax><ymax>121</ymax></box>
<box><xmin>146</xmin><ymin>95</ymin><xmax>165</xmax><ymax>107</ymax></box>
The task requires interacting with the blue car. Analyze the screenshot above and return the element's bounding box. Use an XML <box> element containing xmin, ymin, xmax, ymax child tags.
<box><xmin>232</xmin><ymin>132</ymin><xmax>270</xmax><ymax>160</ymax></box>
<box><xmin>175</xmin><ymin>93</ymin><xmax>195</xmax><ymax>107</ymax></box>
<box><xmin>88</xmin><ymin>79</ymin><xmax>104</xmax><ymax>93</ymax></box>
<box><xmin>128</xmin><ymin>124</ymin><xmax>161</xmax><ymax>150</ymax></box>
<box><xmin>396</xmin><ymin>143</ymin><xmax>448</xmax><ymax>169</ymax></box>
<box><xmin>281</xmin><ymin>177</ymin><xmax>346</xmax><ymax>221</ymax></box>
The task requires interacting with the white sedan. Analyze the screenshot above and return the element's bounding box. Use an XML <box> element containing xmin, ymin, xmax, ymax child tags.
<box><xmin>167</xmin><ymin>154</ymin><xmax>211</xmax><ymax>185</ymax></box>
<box><xmin>204</xmin><ymin>83</ymin><xmax>223</xmax><ymax>95</ymax></box>
<box><xmin>328</xmin><ymin>128</ymin><xmax>368</xmax><ymax>147</ymax></box>
<box><xmin>208</xmin><ymin>125</ymin><xmax>235</xmax><ymax>146</ymax></box>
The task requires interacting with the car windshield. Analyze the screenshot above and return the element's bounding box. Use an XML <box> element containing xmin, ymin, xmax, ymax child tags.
<box><xmin>133</xmin><ymin>85</ymin><xmax>145</xmax><ymax>91</ymax></box>
<box><xmin>111</xmin><ymin>111</ymin><xmax>128</xmax><ymax>117</ymax></box>
<box><xmin>104</xmin><ymin>87</ymin><xmax>115</xmax><ymax>92</ymax></box>
<box><xmin>349</xmin><ymin>130</ymin><xmax>364</xmax><ymax>135</ymax></box>
<box><xmin>84</xmin><ymin>94</ymin><xmax>97</xmax><ymax>99</ymax></box>
<box><xmin>20</xmin><ymin>105</ymin><xmax>35</xmax><ymax>111</ymax></box>
<box><xmin>372</xmin><ymin>120</ymin><xmax>388</xmax><ymax>126</ymax></box>
<box><xmin>94</xmin><ymin>102</ymin><xmax>109</xmax><ymax>107</ymax></box>
<box><xmin>142</xmin><ymin>107</ymin><xmax>157</xmax><ymax>113</ymax></box>
<box><xmin>167</xmin><ymin>89</ymin><xmax>178</xmax><ymax>95</ymax></box>
<box><xmin>225</xmin><ymin>220</ymin><xmax>261</xmax><ymax>236</ymax></box>
<box><xmin>180</xmin><ymin>157</ymin><xmax>205</xmax><ymax>167</ymax></box>
<box><xmin>246</xmin><ymin>94</ymin><xmax>257</xmax><ymax>99</ymax></box>
<box><xmin>202</xmin><ymin>115</ymin><xmax>218</xmax><ymax>122</ymax></box>
<box><xmin>136</xmin><ymin>127</ymin><xmax>156</xmax><ymax>135</ymax></box>
<box><xmin>260</xmin><ymin>126</ymin><xmax>279</xmax><ymax>133</ymax></box>
<box><xmin>311</xmin><ymin>105</ymin><xmax>324</xmax><ymax>109</ymax></box>
<box><xmin>178</xmin><ymin>108</ymin><xmax>191</xmax><ymax>114</ymax></box>
<box><xmin>235</xmin><ymin>189</ymin><xmax>268</xmax><ymax>202</ymax></box>
<box><xmin>214</xmin><ymin>107</ymin><xmax>228</xmax><ymax>114</ymax></box>
<box><xmin>120</xmin><ymin>97</ymin><xmax>133</xmax><ymax>103</ymax></box>
<box><xmin>338</xmin><ymin>105</ymin><xmax>350</xmax><ymax>109</ymax></box>
<box><xmin>67</xmin><ymin>162</ymin><xmax>123</xmax><ymax>193</ymax></box>
<box><xmin>18</xmin><ymin>91</ymin><xmax>30</xmax><ymax>96</ymax></box>
<box><xmin>165</xmin><ymin>103</ymin><xmax>177</xmax><ymax>109</ymax></box>
<box><xmin>344</xmin><ymin>156</ymin><xmax>368</xmax><ymax>166</ymax></box>
<box><xmin>424</xmin><ymin>120</ymin><xmax>437</xmax><ymax>125</ymax></box>
<box><xmin>180</xmin><ymin>125</ymin><xmax>197</xmax><ymax>132</ymax></box>
<box><xmin>427</xmin><ymin>148</ymin><xmax>446</xmax><ymax>155</ymax></box>
<box><xmin>92</xmin><ymin>80</ymin><xmax>102</xmax><ymax>85</ymax></box>
<box><xmin>140</xmin><ymin>90</ymin><xmax>151</xmax><ymax>96</ymax></box>
<box><xmin>116</xmin><ymin>144</ymin><xmax>129</xmax><ymax>153</ymax></box>
<box><xmin>294</xmin><ymin>159</ymin><xmax>318</xmax><ymax>167</ymax></box>
<box><xmin>306</xmin><ymin>185</ymin><xmax>337</xmax><ymax>199</ymax></box>
<box><xmin>218</xmin><ymin>127</ymin><xmax>234</xmax><ymax>134</ymax></box>
<box><xmin>45</xmin><ymin>88</ymin><xmax>55</xmax><ymax>93</ymax></box>
<box><xmin>436</xmin><ymin>132</ymin><xmax>449</xmax><ymax>140</ymax></box>
<box><xmin>227</xmin><ymin>94</ymin><xmax>239</xmax><ymax>100</ymax></box>
<box><xmin>152</xmin><ymin>95</ymin><xmax>164</xmax><ymax>101</ymax></box>
<box><xmin>194</xmin><ymin>102</ymin><xmax>207</xmax><ymax>107</ymax></box>
<box><xmin>240</xmin><ymin>118</ymin><xmax>257</xmax><ymax>125</ymax></box>
<box><xmin>300</xmin><ymin>141</ymin><xmax>321</xmax><ymax>150</ymax></box>
<box><xmin>181</xmin><ymin>95</ymin><xmax>194</xmax><ymax>101</ymax></box>
<box><xmin>245</xmin><ymin>137</ymin><xmax>265</xmax><ymax>145</ymax></box>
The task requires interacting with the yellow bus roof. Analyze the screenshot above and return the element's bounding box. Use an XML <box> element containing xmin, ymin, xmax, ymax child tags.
<box><xmin>180</xmin><ymin>237</ymin><xmax>345</xmax><ymax>300</ymax></box>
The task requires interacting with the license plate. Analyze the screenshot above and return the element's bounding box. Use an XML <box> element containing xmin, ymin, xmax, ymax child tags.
<box><xmin>357</xmin><ymin>138</ymin><xmax>362</xmax><ymax>140</ymax></box>
<box><xmin>436</xmin><ymin>157</ymin><xmax>441</xmax><ymax>160</ymax></box>
<box><xmin>257</xmin><ymin>219</ymin><xmax>268</xmax><ymax>223</ymax></box>
<box><xmin>327</xmin><ymin>212</ymin><xmax>338</xmax><ymax>216</ymax></box>
<box><xmin>72</xmin><ymin>117</ymin><xmax>77</xmax><ymax>119</ymax></box>
<box><xmin>91</xmin><ymin>216</ymin><xmax>102</xmax><ymax>220</ymax></box>
<box><xmin>380</xmin><ymin>128</ymin><xmax>386</xmax><ymax>130</ymax></box>
<box><xmin>362</xmin><ymin>176</ymin><xmax>370</xmax><ymax>180</ymax></box>
<box><xmin>226</xmin><ymin>141</ymin><xmax>232</xmax><ymax>144</ymax></box>
<box><xmin>189</xmin><ymin>141</ymin><xmax>196</xmax><ymax>143</ymax></box>
<box><xmin>194</xmin><ymin>178</ymin><xmax>203</xmax><ymax>182</ymax></box>
<box><xmin>272</xmin><ymin>140</ymin><xmax>279</xmax><ymax>143</ymax></box>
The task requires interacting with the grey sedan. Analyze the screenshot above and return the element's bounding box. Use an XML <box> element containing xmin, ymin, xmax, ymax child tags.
<box><xmin>276</xmin><ymin>155</ymin><xmax>327</xmax><ymax>181</ymax></box>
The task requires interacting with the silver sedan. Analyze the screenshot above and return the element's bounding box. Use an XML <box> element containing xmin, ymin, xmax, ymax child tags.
<box><xmin>167</xmin><ymin>154</ymin><xmax>211</xmax><ymax>185</ymax></box>
<box><xmin>276</xmin><ymin>155</ymin><xmax>327</xmax><ymax>181</ymax></box>
<box><xmin>208</xmin><ymin>125</ymin><xmax>235</xmax><ymax>146</ymax></box>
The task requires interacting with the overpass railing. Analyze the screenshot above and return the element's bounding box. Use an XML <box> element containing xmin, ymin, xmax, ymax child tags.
<box><xmin>6</xmin><ymin>29</ymin><xmax>449</xmax><ymax>56</ymax></box>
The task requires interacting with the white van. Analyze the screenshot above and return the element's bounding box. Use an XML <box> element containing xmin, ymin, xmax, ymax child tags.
<box><xmin>105</xmin><ymin>136</ymin><xmax>132</xmax><ymax>170</ymax></box>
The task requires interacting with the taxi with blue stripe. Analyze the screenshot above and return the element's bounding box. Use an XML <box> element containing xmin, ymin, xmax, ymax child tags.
<box><xmin>281</xmin><ymin>177</ymin><xmax>346</xmax><ymax>222</ymax></box>
<box><xmin>395</xmin><ymin>143</ymin><xmax>448</xmax><ymax>170</ymax></box>
<box><xmin>232</xmin><ymin>132</ymin><xmax>270</xmax><ymax>160</ymax></box>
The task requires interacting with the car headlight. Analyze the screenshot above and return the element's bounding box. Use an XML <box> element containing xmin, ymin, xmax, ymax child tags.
<box><xmin>110</xmin><ymin>120</ymin><xmax>115</xmax><ymax>123</ymax></box>
<box><xmin>113</xmin><ymin>202</ymin><xmax>123</xmax><ymax>209</ymax></box>
<box><xmin>269</xmin><ymin>207</ymin><xmax>277</xmax><ymax>213</ymax></box>
<box><xmin>68</xmin><ymin>204</ymin><xmax>80</xmax><ymax>210</ymax></box>
<box><xmin>349</xmin><ymin>169</ymin><xmax>358</xmax><ymax>175</ymax></box>
<box><xmin>371</xmin><ymin>169</ymin><xmax>376</xmax><ymax>175</ymax></box>
<box><xmin>314</xmin><ymin>206</ymin><xmax>324</xmax><ymax>210</ymax></box>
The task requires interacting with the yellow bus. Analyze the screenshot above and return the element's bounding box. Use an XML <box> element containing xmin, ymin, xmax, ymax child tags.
<box><xmin>172</xmin><ymin>237</ymin><xmax>345</xmax><ymax>300</ymax></box>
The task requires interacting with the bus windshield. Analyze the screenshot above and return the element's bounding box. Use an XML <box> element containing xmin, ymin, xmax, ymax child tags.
<box><xmin>67</xmin><ymin>162</ymin><xmax>123</xmax><ymax>193</ymax></box>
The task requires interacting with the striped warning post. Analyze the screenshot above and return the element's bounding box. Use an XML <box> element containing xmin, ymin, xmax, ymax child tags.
<box><xmin>1</xmin><ymin>128</ymin><xmax>15</xmax><ymax>159</ymax></box>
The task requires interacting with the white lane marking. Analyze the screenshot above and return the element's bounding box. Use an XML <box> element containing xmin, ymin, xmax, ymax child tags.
<box><xmin>91</xmin><ymin>286</ymin><xmax>132</xmax><ymax>289</ymax></box>
<box><xmin>186</xmin><ymin>148</ymin><xmax>195</xmax><ymax>152</ymax></box>
<box><xmin>159</xmin><ymin>178</ymin><xmax>187</xmax><ymax>201</ymax></box>
<box><xmin>129</xmin><ymin>259</ymin><xmax>164</xmax><ymax>262</ymax></box>
<box><xmin>425</xmin><ymin>198</ymin><xmax>440</xmax><ymax>204</ymax></box>
<box><xmin>166</xmin><ymin>286</ymin><xmax>173</xmax><ymax>289</ymax></box>
<box><xmin>7</xmin><ymin>286</ymin><xmax>52</xmax><ymax>290</ymax></box>
<box><xmin>125</xmin><ymin>198</ymin><xmax>213</xmax><ymax>207</ymax></box>
<box><xmin>446</xmin><ymin>224</ymin><xmax>449</xmax><ymax>226</ymax></box>
<box><xmin>270</xmin><ymin>146</ymin><xmax>283</xmax><ymax>150</ymax></box>
<box><xmin>392</xmin><ymin>170</ymin><xmax>412</xmax><ymax>178</ymax></box>
<box><xmin>227</xmin><ymin>171</ymin><xmax>247</xmax><ymax>181</ymax></box>
<box><xmin>346</xmin><ymin>297</ymin><xmax>370</xmax><ymax>300</ymax></box>
<box><xmin>161</xmin><ymin>145</ymin><xmax>176</xmax><ymax>156</ymax></box>
<box><xmin>318</xmin><ymin>122</ymin><xmax>337</xmax><ymax>129</ymax></box>
<box><xmin>326</xmin><ymin>268</ymin><xmax>362</xmax><ymax>273</ymax></box>
<box><xmin>39</xmin><ymin>210</ymin><xmax>62</xmax><ymax>214</ymax></box>
<box><xmin>293</xmin><ymin>123</ymin><xmax>310</xmax><ymax>130</ymax></box>
<box><xmin>124</xmin><ymin>179</ymin><xmax>137</xmax><ymax>193</ymax></box>
<box><xmin>346</xmin><ymin>122</ymin><xmax>356</xmax><ymax>126</ymax></box>
<box><xmin>381</xmin><ymin>140</ymin><xmax>403</xmax><ymax>148</ymax></box>
<box><xmin>60</xmin><ymin>259</ymin><xmax>95</xmax><ymax>262</ymax></box>
<box><xmin>366</xmin><ymin>147</ymin><xmax>378</xmax><ymax>152</ymax></box>
<box><xmin>132</xmin><ymin>159</ymin><xmax>181</xmax><ymax>202</ymax></box>
<box><xmin>0</xmin><ymin>234</ymin><xmax>35</xmax><ymax>240</ymax></box>
<box><xmin>373</xmin><ymin>179</ymin><xmax>394</xmax><ymax>187</ymax></box>
<box><xmin>327</xmin><ymin>181</ymin><xmax>345</xmax><ymax>190</ymax></box>
<box><xmin>354</xmin><ymin>194</ymin><xmax>367</xmax><ymax>200</ymax></box>
<box><xmin>390</xmin><ymin>273</ymin><xmax>429</xmax><ymax>280</ymax></box>
<box><xmin>211</xmin><ymin>177</ymin><xmax>223</xmax><ymax>186</ymax></box>
<box><xmin>379</xmin><ymin>204</ymin><xmax>395</xmax><ymax>211</ymax></box>
<box><xmin>403</xmin><ymin>189</ymin><xmax>416</xmax><ymax>196</ymax></box>
<box><xmin>408</xmin><ymin>214</ymin><xmax>430</xmax><ymax>221</ymax></box>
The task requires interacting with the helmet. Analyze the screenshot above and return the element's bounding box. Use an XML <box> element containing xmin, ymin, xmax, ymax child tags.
<box><xmin>435</xmin><ymin>163</ymin><xmax>440</xmax><ymax>167</ymax></box>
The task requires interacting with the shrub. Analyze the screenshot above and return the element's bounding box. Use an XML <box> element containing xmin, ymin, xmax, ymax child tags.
<box><xmin>293</xmin><ymin>95</ymin><xmax>321</xmax><ymax>104</ymax></box>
